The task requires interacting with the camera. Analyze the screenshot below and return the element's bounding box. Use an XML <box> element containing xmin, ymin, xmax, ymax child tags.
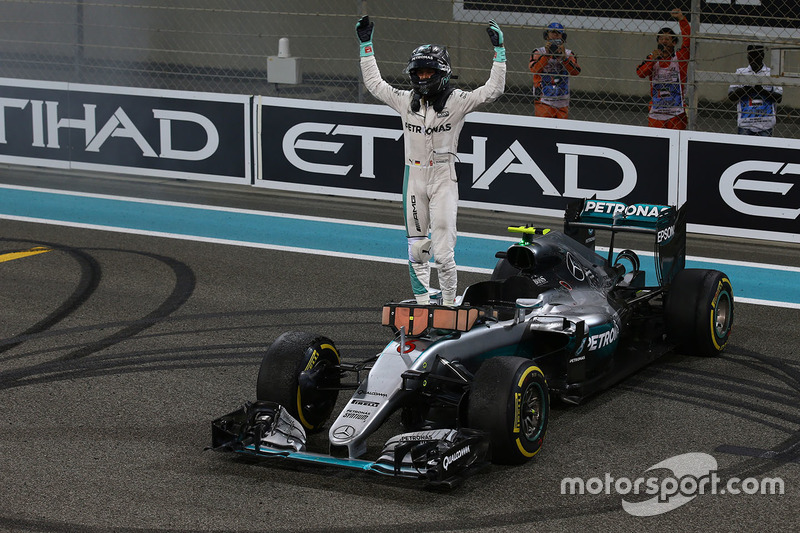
<box><xmin>548</xmin><ymin>39</ymin><xmax>563</xmax><ymax>54</ymax></box>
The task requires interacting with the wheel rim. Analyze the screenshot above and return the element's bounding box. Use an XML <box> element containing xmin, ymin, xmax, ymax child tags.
<box><xmin>714</xmin><ymin>292</ymin><xmax>732</xmax><ymax>338</ymax></box>
<box><xmin>296</xmin><ymin>345</ymin><xmax>340</xmax><ymax>428</ymax></box>
<box><xmin>521</xmin><ymin>383</ymin><xmax>544</xmax><ymax>440</ymax></box>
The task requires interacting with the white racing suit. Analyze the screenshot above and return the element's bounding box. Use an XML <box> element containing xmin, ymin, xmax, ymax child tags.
<box><xmin>360</xmin><ymin>54</ymin><xmax>505</xmax><ymax>305</ymax></box>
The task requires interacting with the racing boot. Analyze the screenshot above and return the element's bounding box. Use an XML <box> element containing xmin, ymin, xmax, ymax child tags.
<box><xmin>409</xmin><ymin>261</ymin><xmax>431</xmax><ymax>304</ymax></box>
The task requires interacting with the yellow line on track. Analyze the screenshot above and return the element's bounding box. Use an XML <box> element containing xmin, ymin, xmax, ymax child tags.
<box><xmin>0</xmin><ymin>247</ymin><xmax>52</xmax><ymax>263</ymax></box>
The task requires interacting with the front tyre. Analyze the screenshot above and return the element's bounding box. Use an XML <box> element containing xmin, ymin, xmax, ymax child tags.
<box><xmin>666</xmin><ymin>269</ymin><xmax>734</xmax><ymax>357</ymax></box>
<box><xmin>468</xmin><ymin>357</ymin><xmax>549</xmax><ymax>465</ymax></box>
<box><xmin>256</xmin><ymin>331</ymin><xmax>341</xmax><ymax>433</ymax></box>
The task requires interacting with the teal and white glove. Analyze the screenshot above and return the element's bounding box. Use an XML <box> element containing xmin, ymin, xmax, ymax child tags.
<box><xmin>486</xmin><ymin>19</ymin><xmax>505</xmax><ymax>62</ymax></box>
<box><xmin>356</xmin><ymin>15</ymin><xmax>375</xmax><ymax>57</ymax></box>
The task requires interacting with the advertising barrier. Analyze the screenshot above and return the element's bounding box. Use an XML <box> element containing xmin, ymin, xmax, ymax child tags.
<box><xmin>1</xmin><ymin>84</ymin><xmax>796</xmax><ymax>243</ymax></box>
<box><xmin>682</xmin><ymin>131</ymin><xmax>800</xmax><ymax>243</ymax></box>
<box><xmin>0</xmin><ymin>78</ymin><xmax>251</xmax><ymax>183</ymax></box>
<box><xmin>256</xmin><ymin>96</ymin><xmax>797</xmax><ymax>243</ymax></box>
<box><xmin>256</xmin><ymin>97</ymin><xmax>680</xmax><ymax>218</ymax></box>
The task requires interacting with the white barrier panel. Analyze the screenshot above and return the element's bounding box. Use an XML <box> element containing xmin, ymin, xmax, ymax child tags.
<box><xmin>0</xmin><ymin>78</ymin><xmax>252</xmax><ymax>184</ymax></box>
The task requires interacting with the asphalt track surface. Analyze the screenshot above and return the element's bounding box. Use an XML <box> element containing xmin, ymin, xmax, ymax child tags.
<box><xmin>1</xmin><ymin>168</ymin><xmax>798</xmax><ymax>532</ymax></box>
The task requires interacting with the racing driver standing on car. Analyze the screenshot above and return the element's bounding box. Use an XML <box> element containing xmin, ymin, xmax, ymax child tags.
<box><xmin>355</xmin><ymin>15</ymin><xmax>506</xmax><ymax>306</ymax></box>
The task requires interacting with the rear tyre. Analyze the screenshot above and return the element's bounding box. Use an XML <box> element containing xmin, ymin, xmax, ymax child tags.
<box><xmin>256</xmin><ymin>331</ymin><xmax>341</xmax><ymax>433</ymax></box>
<box><xmin>666</xmin><ymin>269</ymin><xmax>734</xmax><ymax>356</ymax></box>
<box><xmin>468</xmin><ymin>357</ymin><xmax>549</xmax><ymax>465</ymax></box>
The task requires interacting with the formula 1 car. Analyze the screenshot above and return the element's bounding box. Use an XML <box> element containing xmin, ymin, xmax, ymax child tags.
<box><xmin>210</xmin><ymin>199</ymin><xmax>734</xmax><ymax>487</ymax></box>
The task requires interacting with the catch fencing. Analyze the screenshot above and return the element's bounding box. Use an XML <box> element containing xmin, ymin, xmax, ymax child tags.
<box><xmin>1</xmin><ymin>0</ymin><xmax>799</xmax><ymax>136</ymax></box>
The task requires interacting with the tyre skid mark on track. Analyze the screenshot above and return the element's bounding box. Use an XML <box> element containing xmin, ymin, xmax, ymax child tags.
<box><xmin>715</xmin><ymin>444</ymin><xmax>800</xmax><ymax>463</ymax></box>
<box><xmin>618</xmin><ymin>346</ymin><xmax>800</xmax><ymax>485</ymax></box>
<box><xmin>639</xmin><ymin>365</ymin><xmax>800</xmax><ymax>413</ymax></box>
<box><xmin>0</xmin><ymin>496</ymin><xmax>622</xmax><ymax>533</ymax></box>
<box><xmin>0</xmin><ymin>244</ymin><xmax>196</xmax><ymax>389</ymax></box>
<box><xmin>0</xmin><ymin>239</ymin><xmax>101</xmax><ymax>361</ymax></box>
<box><xmin>658</xmin><ymin>363</ymin><xmax>800</xmax><ymax>402</ymax></box>
<box><xmin>617</xmin><ymin>382</ymin><xmax>800</xmax><ymax>484</ymax></box>
<box><xmin>726</xmin><ymin>349</ymin><xmax>800</xmax><ymax>391</ymax></box>
<box><xmin>618</xmin><ymin>379</ymin><xmax>797</xmax><ymax>433</ymax></box>
<box><xmin>0</xmin><ymin>305</ymin><xmax>380</xmax><ymax>390</ymax></box>
<box><xmin>58</xmin><ymin>249</ymin><xmax>196</xmax><ymax>361</ymax></box>
<box><xmin>0</xmin><ymin>308</ymin><xmax>377</xmax><ymax>352</ymax></box>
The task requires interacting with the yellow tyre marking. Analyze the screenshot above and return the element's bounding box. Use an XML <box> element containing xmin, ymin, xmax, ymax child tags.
<box><xmin>303</xmin><ymin>349</ymin><xmax>319</xmax><ymax>372</ymax></box>
<box><xmin>515</xmin><ymin>365</ymin><xmax>546</xmax><ymax>456</ymax></box>
<box><xmin>517</xmin><ymin>365</ymin><xmax>543</xmax><ymax>388</ymax></box>
<box><xmin>516</xmin><ymin>437</ymin><xmax>543</xmax><ymax>458</ymax></box>
<box><xmin>297</xmin><ymin>343</ymin><xmax>340</xmax><ymax>429</ymax></box>
<box><xmin>319</xmin><ymin>343</ymin><xmax>341</xmax><ymax>363</ymax></box>
<box><xmin>0</xmin><ymin>247</ymin><xmax>51</xmax><ymax>263</ymax></box>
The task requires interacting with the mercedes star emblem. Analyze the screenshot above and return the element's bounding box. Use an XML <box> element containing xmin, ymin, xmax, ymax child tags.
<box><xmin>333</xmin><ymin>425</ymin><xmax>355</xmax><ymax>439</ymax></box>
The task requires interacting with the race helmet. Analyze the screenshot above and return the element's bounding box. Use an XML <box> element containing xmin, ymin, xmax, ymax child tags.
<box><xmin>405</xmin><ymin>44</ymin><xmax>452</xmax><ymax>96</ymax></box>
<box><xmin>543</xmin><ymin>22</ymin><xmax>567</xmax><ymax>41</ymax></box>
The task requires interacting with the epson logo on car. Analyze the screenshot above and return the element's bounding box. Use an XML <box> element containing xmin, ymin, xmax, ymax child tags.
<box><xmin>588</xmin><ymin>324</ymin><xmax>619</xmax><ymax>351</ymax></box>
<box><xmin>442</xmin><ymin>445</ymin><xmax>471</xmax><ymax>471</ymax></box>
<box><xmin>657</xmin><ymin>224</ymin><xmax>675</xmax><ymax>244</ymax></box>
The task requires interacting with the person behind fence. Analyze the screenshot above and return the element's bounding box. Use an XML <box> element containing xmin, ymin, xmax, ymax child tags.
<box><xmin>355</xmin><ymin>16</ymin><xmax>506</xmax><ymax>306</ymax></box>
<box><xmin>636</xmin><ymin>8</ymin><xmax>691</xmax><ymax>129</ymax></box>
<box><xmin>727</xmin><ymin>45</ymin><xmax>783</xmax><ymax>137</ymax></box>
<box><xmin>529</xmin><ymin>22</ymin><xmax>581</xmax><ymax>119</ymax></box>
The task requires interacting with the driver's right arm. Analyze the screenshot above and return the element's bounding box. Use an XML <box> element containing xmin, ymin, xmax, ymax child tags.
<box><xmin>360</xmin><ymin>55</ymin><xmax>410</xmax><ymax>114</ymax></box>
<box><xmin>356</xmin><ymin>16</ymin><xmax>409</xmax><ymax>114</ymax></box>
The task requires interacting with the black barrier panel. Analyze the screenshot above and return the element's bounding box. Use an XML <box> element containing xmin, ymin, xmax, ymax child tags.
<box><xmin>686</xmin><ymin>140</ymin><xmax>800</xmax><ymax>235</ymax></box>
<box><xmin>261</xmin><ymin>101</ymin><xmax>673</xmax><ymax>210</ymax></box>
<box><xmin>455</xmin><ymin>121</ymin><xmax>671</xmax><ymax>211</ymax></box>
<box><xmin>0</xmin><ymin>82</ymin><xmax>249</xmax><ymax>181</ymax></box>
<box><xmin>261</xmin><ymin>104</ymin><xmax>405</xmax><ymax>194</ymax></box>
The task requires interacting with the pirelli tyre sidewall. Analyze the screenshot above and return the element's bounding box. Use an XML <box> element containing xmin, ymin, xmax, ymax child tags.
<box><xmin>469</xmin><ymin>356</ymin><xmax>549</xmax><ymax>465</ymax></box>
<box><xmin>256</xmin><ymin>331</ymin><xmax>341</xmax><ymax>433</ymax></box>
<box><xmin>666</xmin><ymin>269</ymin><xmax>734</xmax><ymax>357</ymax></box>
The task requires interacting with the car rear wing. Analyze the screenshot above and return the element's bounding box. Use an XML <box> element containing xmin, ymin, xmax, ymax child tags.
<box><xmin>563</xmin><ymin>199</ymin><xmax>686</xmax><ymax>286</ymax></box>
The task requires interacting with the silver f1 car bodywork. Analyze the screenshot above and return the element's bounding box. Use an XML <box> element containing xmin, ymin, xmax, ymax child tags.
<box><xmin>210</xmin><ymin>199</ymin><xmax>734</xmax><ymax>487</ymax></box>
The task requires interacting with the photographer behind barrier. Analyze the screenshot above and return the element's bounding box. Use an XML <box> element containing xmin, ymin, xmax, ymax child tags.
<box><xmin>529</xmin><ymin>22</ymin><xmax>581</xmax><ymax>119</ymax></box>
<box><xmin>727</xmin><ymin>45</ymin><xmax>783</xmax><ymax>137</ymax></box>
<box><xmin>636</xmin><ymin>8</ymin><xmax>691</xmax><ymax>130</ymax></box>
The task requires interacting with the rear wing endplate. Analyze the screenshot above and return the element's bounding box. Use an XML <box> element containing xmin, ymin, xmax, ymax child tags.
<box><xmin>563</xmin><ymin>199</ymin><xmax>686</xmax><ymax>285</ymax></box>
